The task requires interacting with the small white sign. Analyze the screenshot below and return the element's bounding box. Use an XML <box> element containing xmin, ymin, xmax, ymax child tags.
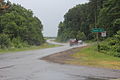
<box><xmin>101</xmin><ymin>31</ymin><xmax>106</xmax><ymax>37</ymax></box>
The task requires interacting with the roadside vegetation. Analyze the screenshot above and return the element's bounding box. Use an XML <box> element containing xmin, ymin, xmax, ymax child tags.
<box><xmin>99</xmin><ymin>31</ymin><xmax>120</xmax><ymax>57</ymax></box>
<box><xmin>57</xmin><ymin>0</ymin><xmax>120</xmax><ymax>42</ymax></box>
<box><xmin>66</xmin><ymin>30</ymin><xmax>120</xmax><ymax>69</ymax></box>
<box><xmin>0</xmin><ymin>1</ymin><xmax>45</xmax><ymax>50</ymax></box>
<box><xmin>57</xmin><ymin>0</ymin><xmax>120</xmax><ymax>58</ymax></box>
<box><xmin>67</xmin><ymin>45</ymin><xmax>120</xmax><ymax>70</ymax></box>
<box><xmin>0</xmin><ymin>43</ymin><xmax>60</xmax><ymax>54</ymax></box>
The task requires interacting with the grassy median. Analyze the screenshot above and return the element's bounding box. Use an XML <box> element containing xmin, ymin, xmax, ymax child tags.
<box><xmin>67</xmin><ymin>45</ymin><xmax>120</xmax><ymax>70</ymax></box>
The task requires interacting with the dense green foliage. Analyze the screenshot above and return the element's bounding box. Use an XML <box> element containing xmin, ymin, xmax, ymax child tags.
<box><xmin>57</xmin><ymin>0</ymin><xmax>120</xmax><ymax>42</ymax></box>
<box><xmin>0</xmin><ymin>3</ymin><xmax>45</xmax><ymax>48</ymax></box>
<box><xmin>100</xmin><ymin>30</ymin><xmax>120</xmax><ymax>57</ymax></box>
<box><xmin>98</xmin><ymin>0</ymin><xmax>120</xmax><ymax>36</ymax></box>
<box><xmin>57</xmin><ymin>0</ymin><xmax>120</xmax><ymax>57</ymax></box>
<box><xmin>0</xmin><ymin>34</ymin><xmax>11</xmax><ymax>48</ymax></box>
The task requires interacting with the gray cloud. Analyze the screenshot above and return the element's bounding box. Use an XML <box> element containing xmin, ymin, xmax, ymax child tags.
<box><xmin>11</xmin><ymin>0</ymin><xmax>88</xmax><ymax>37</ymax></box>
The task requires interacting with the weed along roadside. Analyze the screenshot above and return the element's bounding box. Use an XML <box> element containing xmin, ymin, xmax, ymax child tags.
<box><xmin>0</xmin><ymin>43</ymin><xmax>61</xmax><ymax>54</ymax></box>
<box><xmin>68</xmin><ymin>45</ymin><xmax>120</xmax><ymax>70</ymax></box>
<box><xmin>42</xmin><ymin>44</ymin><xmax>120</xmax><ymax>70</ymax></box>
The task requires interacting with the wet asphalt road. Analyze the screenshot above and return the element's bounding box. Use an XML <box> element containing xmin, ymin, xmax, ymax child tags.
<box><xmin>0</xmin><ymin>40</ymin><xmax>120</xmax><ymax>80</ymax></box>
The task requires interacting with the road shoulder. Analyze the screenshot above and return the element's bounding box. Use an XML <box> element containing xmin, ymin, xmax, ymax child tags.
<box><xmin>41</xmin><ymin>45</ymin><xmax>120</xmax><ymax>70</ymax></box>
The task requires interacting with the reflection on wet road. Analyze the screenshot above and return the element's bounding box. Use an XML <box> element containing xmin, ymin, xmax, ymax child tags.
<box><xmin>0</xmin><ymin>40</ymin><xmax>120</xmax><ymax>80</ymax></box>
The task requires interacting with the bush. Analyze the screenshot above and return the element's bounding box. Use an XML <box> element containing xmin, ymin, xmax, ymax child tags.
<box><xmin>11</xmin><ymin>37</ymin><xmax>29</xmax><ymax>48</ymax></box>
<box><xmin>0</xmin><ymin>4</ymin><xmax>45</xmax><ymax>49</ymax></box>
<box><xmin>99</xmin><ymin>43</ymin><xmax>110</xmax><ymax>51</ymax></box>
<box><xmin>76</xmin><ymin>32</ymin><xmax>86</xmax><ymax>40</ymax></box>
<box><xmin>100</xmin><ymin>30</ymin><xmax>120</xmax><ymax>57</ymax></box>
<box><xmin>0</xmin><ymin>34</ymin><xmax>11</xmax><ymax>49</ymax></box>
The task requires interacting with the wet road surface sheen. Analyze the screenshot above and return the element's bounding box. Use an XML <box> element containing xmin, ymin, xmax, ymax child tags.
<box><xmin>0</xmin><ymin>40</ymin><xmax>120</xmax><ymax>80</ymax></box>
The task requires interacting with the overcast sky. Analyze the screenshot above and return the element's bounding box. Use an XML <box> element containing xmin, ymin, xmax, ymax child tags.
<box><xmin>11</xmin><ymin>0</ymin><xmax>88</xmax><ymax>37</ymax></box>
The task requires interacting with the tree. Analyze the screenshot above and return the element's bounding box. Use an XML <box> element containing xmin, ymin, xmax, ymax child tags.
<box><xmin>0</xmin><ymin>34</ymin><xmax>11</xmax><ymax>48</ymax></box>
<box><xmin>98</xmin><ymin>0</ymin><xmax>120</xmax><ymax>36</ymax></box>
<box><xmin>57</xmin><ymin>3</ymin><xmax>93</xmax><ymax>41</ymax></box>
<box><xmin>76</xmin><ymin>31</ymin><xmax>86</xmax><ymax>40</ymax></box>
<box><xmin>0</xmin><ymin>3</ymin><xmax>45</xmax><ymax>48</ymax></box>
<box><xmin>57</xmin><ymin>0</ymin><xmax>120</xmax><ymax>42</ymax></box>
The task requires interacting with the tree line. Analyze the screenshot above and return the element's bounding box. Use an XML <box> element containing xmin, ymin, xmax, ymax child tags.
<box><xmin>57</xmin><ymin>0</ymin><xmax>120</xmax><ymax>42</ymax></box>
<box><xmin>0</xmin><ymin>2</ymin><xmax>45</xmax><ymax>49</ymax></box>
<box><xmin>57</xmin><ymin>0</ymin><xmax>120</xmax><ymax>57</ymax></box>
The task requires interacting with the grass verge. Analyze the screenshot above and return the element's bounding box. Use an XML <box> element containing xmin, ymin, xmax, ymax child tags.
<box><xmin>67</xmin><ymin>45</ymin><xmax>120</xmax><ymax>70</ymax></box>
<box><xmin>0</xmin><ymin>43</ymin><xmax>61</xmax><ymax>54</ymax></box>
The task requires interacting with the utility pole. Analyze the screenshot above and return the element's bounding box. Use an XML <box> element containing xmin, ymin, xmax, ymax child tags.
<box><xmin>95</xmin><ymin>0</ymin><xmax>100</xmax><ymax>51</ymax></box>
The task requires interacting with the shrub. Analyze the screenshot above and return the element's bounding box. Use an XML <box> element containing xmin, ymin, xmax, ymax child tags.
<box><xmin>11</xmin><ymin>37</ymin><xmax>29</xmax><ymax>48</ymax></box>
<box><xmin>0</xmin><ymin>34</ymin><xmax>11</xmax><ymax>49</ymax></box>
<box><xmin>100</xmin><ymin>30</ymin><xmax>120</xmax><ymax>57</ymax></box>
<box><xmin>76</xmin><ymin>32</ymin><xmax>86</xmax><ymax>40</ymax></box>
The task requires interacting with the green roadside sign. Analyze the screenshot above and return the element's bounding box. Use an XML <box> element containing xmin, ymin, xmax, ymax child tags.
<box><xmin>91</xmin><ymin>28</ymin><xmax>105</xmax><ymax>52</ymax></box>
<box><xmin>91</xmin><ymin>28</ymin><xmax>104</xmax><ymax>32</ymax></box>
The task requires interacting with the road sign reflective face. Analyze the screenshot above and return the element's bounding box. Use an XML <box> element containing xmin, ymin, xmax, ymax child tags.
<box><xmin>101</xmin><ymin>31</ymin><xmax>106</xmax><ymax>37</ymax></box>
<box><xmin>91</xmin><ymin>28</ymin><xmax>104</xmax><ymax>32</ymax></box>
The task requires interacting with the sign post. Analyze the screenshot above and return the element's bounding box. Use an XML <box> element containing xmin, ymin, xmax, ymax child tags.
<box><xmin>91</xmin><ymin>28</ymin><xmax>105</xmax><ymax>51</ymax></box>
